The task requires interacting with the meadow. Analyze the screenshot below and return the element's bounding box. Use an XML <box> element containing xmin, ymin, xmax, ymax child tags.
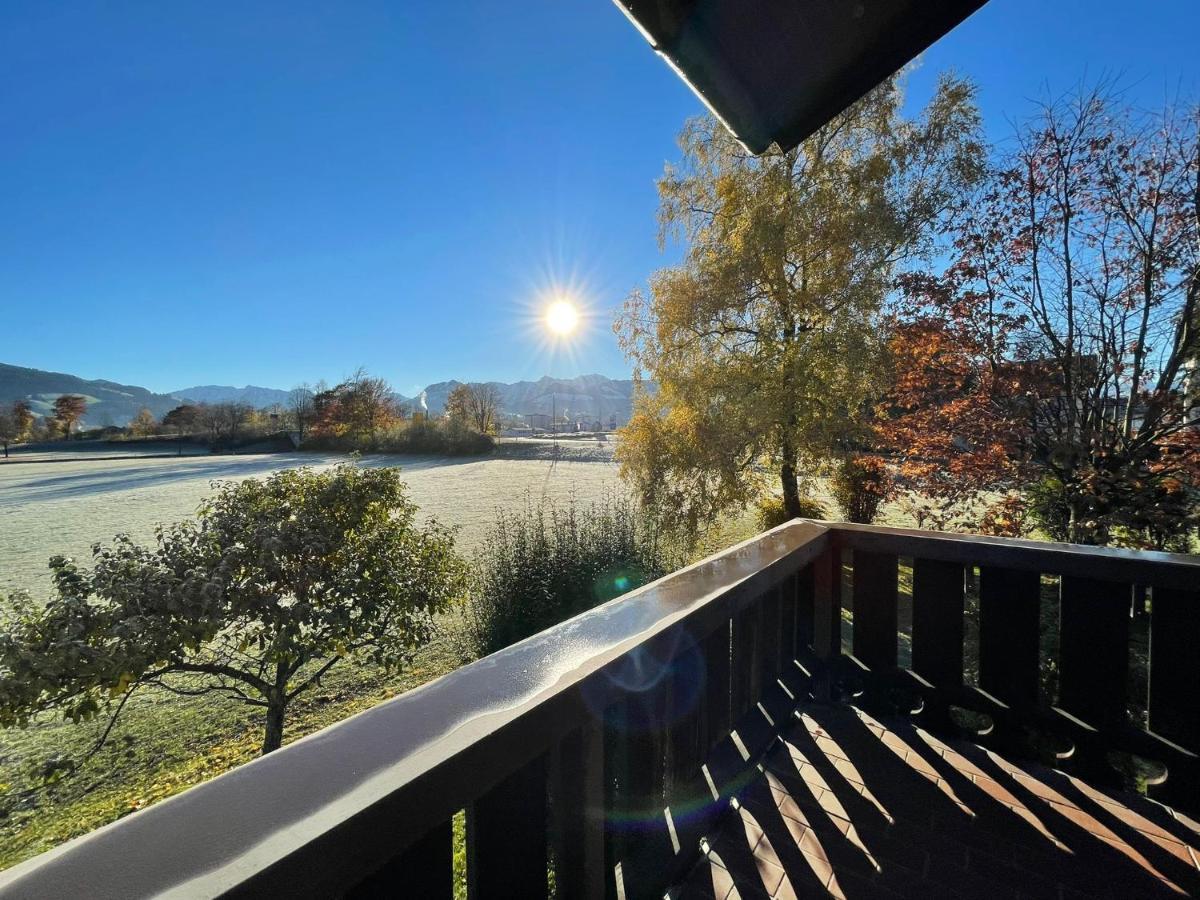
<box><xmin>0</xmin><ymin>445</ymin><xmax>623</xmax><ymax>598</ymax></box>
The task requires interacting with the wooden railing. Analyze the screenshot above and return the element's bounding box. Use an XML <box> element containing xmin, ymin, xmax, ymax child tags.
<box><xmin>0</xmin><ymin>521</ymin><xmax>1196</xmax><ymax>900</ymax></box>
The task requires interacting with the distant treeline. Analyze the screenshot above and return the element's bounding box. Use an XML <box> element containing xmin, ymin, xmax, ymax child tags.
<box><xmin>0</xmin><ymin>369</ymin><xmax>499</xmax><ymax>457</ymax></box>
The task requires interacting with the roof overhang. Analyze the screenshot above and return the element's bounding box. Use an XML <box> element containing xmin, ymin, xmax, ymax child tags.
<box><xmin>615</xmin><ymin>0</ymin><xmax>987</xmax><ymax>154</ymax></box>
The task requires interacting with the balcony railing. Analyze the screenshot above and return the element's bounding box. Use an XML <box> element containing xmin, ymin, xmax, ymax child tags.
<box><xmin>0</xmin><ymin>521</ymin><xmax>1196</xmax><ymax>899</ymax></box>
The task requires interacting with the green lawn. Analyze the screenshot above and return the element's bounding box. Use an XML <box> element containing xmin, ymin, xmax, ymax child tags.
<box><xmin>0</xmin><ymin>629</ymin><xmax>468</xmax><ymax>869</ymax></box>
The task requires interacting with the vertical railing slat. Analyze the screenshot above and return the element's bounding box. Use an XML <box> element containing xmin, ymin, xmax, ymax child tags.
<box><xmin>1149</xmin><ymin>587</ymin><xmax>1200</xmax><ymax>814</ymax></box>
<box><xmin>1149</xmin><ymin>587</ymin><xmax>1200</xmax><ymax>750</ymax></box>
<box><xmin>795</xmin><ymin>563</ymin><xmax>815</xmax><ymax>653</ymax></box>
<box><xmin>762</xmin><ymin>583</ymin><xmax>784</xmax><ymax>678</ymax></box>
<box><xmin>731</xmin><ymin>602</ymin><xmax>763</xmax><ymax>719</ymax></box>
<box><xmin>911</xmin><ymin>558</ymin><xmax>965</xmax><ymax>690</ymax></box>
<box><xmin>779</xmin><ymin>573</ymin><xmax>798</xmax><ymax>667</ymax></box>
<box><xmin>1058</xmin><ymin>576</ymin><xmax>1130</xmax><ymax>729</ymax></box>
<box><xmin>810</xmin><ymin>547</ymin><xmax>841</xmax><ymax>660</ymax></box>
<box><xmin>467</xmin><ymin>755</ymin><xmax>548</xmax><ymax>900</ymax></box>
<box><xmin>552</xmin><ymin>725</ymin><xmax>605</xmax><ymax>900</ymax></box>
<box><xmin>852</xmin><ymin>550</ymin><xmax>898</xmax><ymax>670</ymax></box>
<box><xmin>347</xmin><ymin>819</ymin><xmax>453</xmax><ymax>899</ymax></box>
<box><xmin>978</xmin><ymin>567</ymin><xmax>1041</xmax><ymax>708</ymax></box>
<box><xmin>703</xmin><ymin>619</ymin><xmax>732</xmax><ymax>746</ymax></box>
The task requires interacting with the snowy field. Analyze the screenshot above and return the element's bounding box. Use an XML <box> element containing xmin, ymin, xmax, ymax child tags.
<box><xmin>0</xmin><ymin>448</ymin><xmax>623</xmax><ymax>598</ymax></box>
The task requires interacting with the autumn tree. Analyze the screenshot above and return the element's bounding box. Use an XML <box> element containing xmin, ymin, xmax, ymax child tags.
<box><xmin>128</xmin><ymin>407</ymin><xmax>158</xmax><ymax>437</ymax></box>
<box><xmin>309</xmin><ymin>371</ymin><xmax>399</xmax><ymax>442</ymax></box>
<box><xmin>11</xmin><ymin>400</ymin><xmax>34</xmax><ymax>441</ymax></box>
<box><xmin>0</xmin><ymin>465</ymin><xmax>465</xmax><ymax>756</ymax></box>
<box><xmin>616</xmin><ymin>73</ymin><xmax>983</xmax><ymax>532</ymax></box>
<box><xmin>52</xmin><ymin>394</ymin><xmax>87</xmax><ymax>439</ymax></box>
<box><xmin>884</xmin><ymin>86</ymin><xmax>1200</xmax><ymax>545</ymax></box>
<box><xmin>0</xmin><ymin>409</ymin><xmax>16</xmax><ymax>458</ymax></box>
<box><xmin>444</xmin><ymin>384</ymin><xmax>472</xmax><ymax>425</ymax></box>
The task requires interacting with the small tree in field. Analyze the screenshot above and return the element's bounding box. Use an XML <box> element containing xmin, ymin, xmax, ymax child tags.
<box><xmin>831</xmin><ymin>456</ymin><xmax>893</xmax><ymax>524</ymax></box>
<box><xmin>128</xmin><ymin>407</ymin><xmax>158</xmax><ymax>437</ymax></box>
<box><xmin>0</xmin><ymin>410</ymin><xmax>15</xmax><ymax>458</ymax></box>
<box><xmin>52</xmin><ymin>394</ymin><xmax>87</xmax><ymax>438</ymax></box>
<box><xmin>12</xmin><ymin>400</ymin><xmax>35</xmax><ymax>441</ymax></box>
<box><xmin>0</xmin><ymin>465</ymin><xmax>465</xmax><ymax>756</ymax></box>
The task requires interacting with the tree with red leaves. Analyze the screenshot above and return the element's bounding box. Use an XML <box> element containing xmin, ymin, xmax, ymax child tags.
<box><xmin>882</xmin><ymin>85</ymin><xmax>1200</xmax><ymax>546</ymax></box>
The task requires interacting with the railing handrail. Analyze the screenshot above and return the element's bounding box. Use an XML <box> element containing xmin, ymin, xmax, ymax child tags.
<box><xmin>0</xmin><ymin>521</ymin><xmax>830</xmax><ymax>899</ymax></box>
<box><xmin>828</xmin><ymin>521</ymin><xmax>1200</xmax><ymax>590</ymax></box>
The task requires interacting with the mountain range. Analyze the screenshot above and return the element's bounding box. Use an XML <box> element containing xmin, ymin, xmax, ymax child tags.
<box><xmin>0</xmin><ymin>363</ymin><xmax>640</xmax><ymax>428</ymax></box>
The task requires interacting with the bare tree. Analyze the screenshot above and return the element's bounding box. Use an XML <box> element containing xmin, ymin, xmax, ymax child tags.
<box><xmin>198</xmin><ymin>402</ymin><xmax>252</xmax><ymax>445</ymax></box>
<box><xmin>288</xmin><ymin>384</ymin><xmax>315</xmax><ymax>443</ymax></box>
<box><xmin>466</xmin><ymin>384</ymin><xmax>501</xmax><ymax>434</ymax></box>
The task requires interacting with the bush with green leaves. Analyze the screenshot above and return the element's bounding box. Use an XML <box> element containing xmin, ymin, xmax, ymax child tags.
<box><xmin>755</xmin><ymin>494</ymin><xmax>828</xmax><ymax>531</ymax></box>
<box><xmin>0</xmin><ymin>464</ymin><xmax>465</xmax><ymax>756</ymax></box>
<box><xmin>831</xmin><ymin>456</ymin><xmax>892</xmax><ymax>524</ymax></box>
<box><xmin>1026</xmin><ymin>475</ymin><xmax>1072</xmax><ymax>542</ymax></box>
<box><xmin>466</xmin><ymin>494</ymin><xmax>679</xmax><ymax>657</ymax></box>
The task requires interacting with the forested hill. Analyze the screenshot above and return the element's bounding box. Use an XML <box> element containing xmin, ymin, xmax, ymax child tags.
<box><xmin>0</xmin><ymin>363</ymin><xmax>182</xmax><ymax>428</ymax></box>
<box><xmin>170</xmin><ymin>385</ymin><xmax>292</xmax><ymax>407</ymax></box>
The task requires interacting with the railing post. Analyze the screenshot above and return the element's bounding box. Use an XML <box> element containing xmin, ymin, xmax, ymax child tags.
<box><xmin>467</xmin><ymin>754</ymin><xmax>549</xmax><ymax>900</ymax></box>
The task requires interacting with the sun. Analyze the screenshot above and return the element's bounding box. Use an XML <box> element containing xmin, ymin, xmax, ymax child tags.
<box><xmin>544</xmin><ymin>299</ymin><xmax>580</xmax><ymax>336</ymax></box>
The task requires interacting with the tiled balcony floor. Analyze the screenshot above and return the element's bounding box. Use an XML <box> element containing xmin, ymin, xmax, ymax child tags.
<box><xmin>674</xmin><ymin>705</ymin><xmax>1200</xmax><ymax>899</ymax></box>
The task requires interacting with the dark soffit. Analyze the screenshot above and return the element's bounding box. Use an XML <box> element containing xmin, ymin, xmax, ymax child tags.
<box><xmin>615</xmin><ymin>0</ymin><xmax>988</xmax><ymax>153</ymax></box>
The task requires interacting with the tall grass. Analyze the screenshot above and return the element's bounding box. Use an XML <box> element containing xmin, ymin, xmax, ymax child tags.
<box><xmin>465</xmin><ymin>493</ymin><xmax>680</xmax><ymax>657</ymax></box>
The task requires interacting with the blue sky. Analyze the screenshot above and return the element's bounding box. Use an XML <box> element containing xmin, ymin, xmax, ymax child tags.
<box><xmin>2</xmin><ymin>1</ymin><xmax>1196</xmax><ymax>395</ymax></box>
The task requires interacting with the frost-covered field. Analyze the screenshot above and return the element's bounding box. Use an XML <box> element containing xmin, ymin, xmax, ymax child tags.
<box><xmin>0</xmin><ymin>449</ymin><xmax>624</xmax><ymax>598</ymax></box>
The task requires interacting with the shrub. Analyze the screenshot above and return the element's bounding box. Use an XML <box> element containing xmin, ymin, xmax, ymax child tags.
<box><xmin>1026</xmin><ymin>475</ymin><xmax>1071</xmax><ymax>542</ymax></box>
<box><xmin>755</xmin><ymin>495</ymin><xmax>829</xmax><ymax>531</ymax></box>
<box><xmin>302</xmin><ymin>419</ymin><xmax>494</xmax><ymax>456</ymax></box>
<box><xmin>466</xmin><ymin>494</ymin><xmax>679</xmax><ymax>658</ymax></box>
<box><xmin>831</xmin><ymin>456</ymin><xmax>892</xmax><ymax>524</ymax></box>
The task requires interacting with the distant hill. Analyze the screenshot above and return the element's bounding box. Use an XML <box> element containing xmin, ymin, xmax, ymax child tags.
<box><xmin>1</xmin><ymin>364</ymin><xmax>643</xmax><ymax>429</ymax></box>
<box><xmin>171</xmin><ymin>385</ymin><xmax>292</xmax><ymax>408</ymax></box>
<box><xmin>408</xmin><ymin>375</ymin><xmax>640</xmax><ymax>424</ymax></box>
<box><xmin>0</xmin><ymin>363</ymin><xmax>183</xmax><ymax>428</ymax></box>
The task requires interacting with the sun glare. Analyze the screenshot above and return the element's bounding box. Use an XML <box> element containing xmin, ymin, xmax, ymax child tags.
<box><xmin>545</xmin><ymin>299</ymin><xmax>580</xmax><ymax>336</ymax></box>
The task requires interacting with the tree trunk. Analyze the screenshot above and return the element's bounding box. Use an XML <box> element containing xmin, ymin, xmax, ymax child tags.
<box><xmin>780</xmin><ymin>459</ymin><xmax>802</xmax><ymax>519</ymax></box>
<box><xmin>262</xmin><ymin>700</ymin><xmax>286</xmax><ymax>755</ymax></box>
